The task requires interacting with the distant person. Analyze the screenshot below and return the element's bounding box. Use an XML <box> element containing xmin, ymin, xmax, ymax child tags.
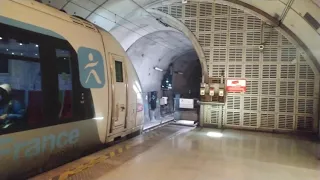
<box><xmin>0</xmin><ymin>84</ymin><xmax>25</xmax><ymax>127</ymax></box>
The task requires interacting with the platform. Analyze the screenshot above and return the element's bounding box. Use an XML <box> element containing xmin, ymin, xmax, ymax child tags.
<box><xmin>32</xmin><ymin>126</ymin><xmax>320</xmax><ymax>180</ymax></box>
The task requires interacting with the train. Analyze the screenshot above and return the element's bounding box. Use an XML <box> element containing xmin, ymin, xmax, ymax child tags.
<box><xmin>0</xmin><ymin>0</ymin><xmax>144</xmax><ymax>178</ymax></box>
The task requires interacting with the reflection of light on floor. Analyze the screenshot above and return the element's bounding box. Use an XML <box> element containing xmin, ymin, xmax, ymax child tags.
<box><xmin>175</xmin><ymin>120</ymin><xmax>195</xmax><ymax>126</ymax></box>
<box><xmin>206</xmin><ymin>132</ymin><xmax>223</xmax><ymax>138</ymax></box>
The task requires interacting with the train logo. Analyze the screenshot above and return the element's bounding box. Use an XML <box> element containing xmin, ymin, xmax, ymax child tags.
<box><xmin>78</xmin><ymin>47</ymin><xmax>105</xmax><ymax>88</ymax></box>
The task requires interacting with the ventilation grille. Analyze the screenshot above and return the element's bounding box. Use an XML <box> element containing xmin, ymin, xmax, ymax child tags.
<box><xmin>262</xmin><ymin>65</ymin><xmax>277</xmax><ymax>79</ymax></box>
<box><xmin>245</xmin><ymin>65</ymin><xmax>259</xmax><ymax>78</ymax></box>
<box><xmin>244</xmin><ymin>97</ymin><xmax>258</xmax><ymax>110</ymax></box>
<box><xmin>185</xmin><ymin>19</ymin><xmax>197</xmax><ymax>32</ymax></box>
<box><xmin>246</xmin><ymin>32</ymin><xmax>261</xmax><ymax>45</ymax></box>
<box><xmin>230</xmin><ymin>7</ymin><xmax>244</xmax><ymax>15</ymax></box>
<box><xmin>212</xmin><ymin>49</ymin><xmax>227</xmax><ymax>62</ymax></box>
<box><xmin>246</xmin><ymin>48</ymin><xmax>260</xmax><ymax>62</ymax></box>
<box><xmin>300</xmin><ymin>54</ymin><xmax>307</xmax><ymax>62</ymax></box>
<box><xmin>70</xmin><ymin>16</ymin><xmax>98</xmax><ymax>32</ymax></box>
<box><xmin>199</xmin><ymin>3</ymin><xmax>213</xmax><ymax>16</ymax></box>
<box><xmin>199</xmin><ymin>34</ymin><xmax>211</xmax><ymax>47</ymax></box>
<box><xmin>280</xmin><ymin>81</ymin><xmax>295</xmax><ymax>96</ymax></box>
<box><xmin>210</xmin><ymin>110</ymin><xmax>219</xmax><ymax>124</ymax></box>
<box><xmin>228</xmin><ymin>65</ymin><xmax>242</xmax><ymax>78</ymax></box>
<box><xmin>298</xmin><ymin>99</ymin><xmax>313</xmax><ymax>114</ymax></box>
<box><xmin>211</xmin><ymin>65</ymin><xmax>226</xmax><ymax>77</ymax></box>
<box><xmin>261</xmin><ymin>81</ymin><xmax>277</xmax><ymax>95</ymax></box>
<box><xmin>298</xmin><ymin>81</ymin><xmax>314</xmax><ymax>97</ymax></box>
<box><xmin>214</xmin><ymin>17</ymin><xmax>228</xmax><ymax>31</ymax></box>
<box><xmin>278</xmin><ymin>115</ymin><xmax>294</xmax><ymax>130</ymax></box>
<box><xmin>230</xmin><ymin>32</ymin><xmax>244</xmax><ymax>46</ymax></box>
<box><xmin>280</xmin><ymin>65</ymin><xmax>296</xmax><ymax>79</ymax></box>
<box><xmin>243</xmin><ymin>113</ymin><xmax>258</xmax><ymax>127</ymax></box>
<box><xmin>261</xmin><ymin>97</ymin><xmax>276</xmax><ymax>112</ymax></box>
<box><xmin>199</xmin><ymin>18</ymin><xmax>212</xmax><ymax>32</ymax></box>
<box><xmin>229</xmin><ymin>48</ymin><xmax>243</xmax><ymax>62</ymax></box>
<box><xmin>214</xmin><ymin>4</ymin><xmax>229</xmax><ymax>16</ymax></box>
<box><xmin>281</xmin><ymin>47</ymin><xmax>297</xmax><ymax>62</ymax></box>
<box><xmin>281</xmin><ymin>35</ymin><xmax>292</xmax><ymax>45</ymax></box>
<box><xmin>157</xmin><ymin>6</ymin><xmax>169</xmax><ymax>14</ymax></box>
<box><xmin>279</xmin><ymin>98</ymin><xmax>294</xmax><ymax>113</ymax></box>
<box><xmin>263</xmin><ymin>29</ymin><xmax>279</xmax><ymax>46</ymax></box>
<box><xmin>213</xmin><ymin>33</ymin><xmax>227</xmax><ymax>46</ymax></box>
<box><xmin>226</xmin><ymin>111</ymin><xmax>241</xmax><ymax>125</ymax></box>
<box><xmin>260</xmin><ymin>114</ymin><xmax>275</xmax><ymax>128</ymax></box>
<box><xmin>185</xmin><ymin>3</ymin><xmax>197</xmax><ymax>17</ymax></box>
<box><xmin>299</xmin><ymin>65</ymin><xmax>315</xmax><ymax>80</ymax></box>
<box><xmin>297</xmin><ymin>116</ymin><xmax>313</xmax><ymax>131</ymax></box>
<box><xmin>230</xmin><ymin>16</ymin><xmax>244</xmax><ymax>30</ymax></box>
<box><xmin>263</xmin><ymin>48</ymin><xmax>278</xmax><ymax>62</ymax></box>
<box><xmin>245</xmin><ymin>81</ymin><xmax>259</xmax><ymax>95</ymax></box>
<box><xmin>227</xmin><ymin>96</ymin><xmax>241</xmax><ymax>109</ymax></box>
<box><xmin>170</xmin><ymin>5</ymin><xmax>182</xmax><ymax>18</ymax></box>
<box><xmin>204</xmin><ymin>49</ymin><xmax>211</xmax><ymax>64</ymax></box>
<box><xmin>247</xmin><ymin>16</ymin><xmax>262</xmax><ymax>30</ymax></box>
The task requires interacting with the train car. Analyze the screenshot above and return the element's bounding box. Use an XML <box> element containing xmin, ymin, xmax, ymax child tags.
<box><xmin>0</xmin><ymin>0</ymin><xmax>144</xmax><ymax>178</ymax></box>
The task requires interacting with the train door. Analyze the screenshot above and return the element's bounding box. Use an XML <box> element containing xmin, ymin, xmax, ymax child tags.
<box><xmin>110</xmin><ymin>54</ymin><xmax>127</xmax><ymax>131</ymax></box>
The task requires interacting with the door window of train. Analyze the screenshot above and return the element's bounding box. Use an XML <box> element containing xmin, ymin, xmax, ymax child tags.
<box><xmin>56</xmin><ymin>49</ymin><xmax>73</xmax><ymax>120</ymax></box>
<box><xmin>0</xmin><ymin>30</ymin><xmax>43</xmax><ymax>132</ymax></box>
<box><xmin>115</xmin><ymin>60</ymin><xmax>124</xmax><ymax>82</ymax></box>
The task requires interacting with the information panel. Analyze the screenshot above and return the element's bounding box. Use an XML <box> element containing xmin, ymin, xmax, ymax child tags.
<box><xmin>179</xmin><ymin>98</ymin><xmax>194</xmax><ymax>109</ymax></box>
<box><xmin>226</xmin><ymin>79</ymin><xmax>246</xmax><ymax>93</ymax></box>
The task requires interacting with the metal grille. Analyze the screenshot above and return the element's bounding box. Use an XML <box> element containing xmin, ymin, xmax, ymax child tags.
<box><xmin>245</xmin><ymin>65</ymin><xmax>259</xmax><ymax>78</ymax></box>
<box><xmin>199</xmin><ymin>18</ymin><xmax>212</xmax><ymax>32</ymax></box>
<box><xmin>297</xmin><ymin>99</ymin><xmax>313</xmax><ymax>114</ymax></box>
<box><xmin>212</xmin><ymin>49</ymin><xmax>227</xmax><ymax>62</ymax></box>
<box><xmin>214</xmin><ymin>4</ymin><xmax>228</xmax><ymax>16</ymax></box>
<box><xmin>199</xmin><ymin>3</ymin><xmax>212</xmax><ymax>17</ymax></box>
<box><xmin>298</xmin><ymin>81</ymin><xmax>314</xmax><ymax>97</ymax></box>
<box><xmin>279</xmin><ymin>98</ymin><xmax>294</xmax><ymax>113</ymax></box>
<box><xmin>230</xmin><ymin>16</ymin><xmax>244</xmax><ymax>30</ymax></box>
<box><xmin>262</xmin><ymin>65</ymin><xmax>277</xmax><ymax>78</ymax></box>
<box><xmin>245</xmin><ymin>48</ymin><xmax>260</xmax><ymax>62</ymax></box>
<box><xmin>170</xmin><ymin>5</ymin><xmax>182</xmax><ymax>18</ymax></box>
<box><xmin>261</xmin><ymin>97</ymin><xmax>276</xmax><ymax>112</ymax></box>
<box><xmin>279</xmin><ymin>81</ymin><xmax>295</xmax><ymax>96</ymax></box>
<box><xmin>155</xmin><ymin>2</ymin><xmax>319</xmax><ymax>132</ymax></box>
<box><xmin>261</xmin><ymin>81</ymin><xmax>277</xmax><ymax>95</ymax></box>
<box><xmin>226</xmin><ymin>111</ymin><xmax>240</xmax><ymax>125</ymax></box>
<box><xmin>213</xmin><ymin>33</ymin><xmax>227</xmax><ymax>46</ymax></box>
<box><xmin>229</xmin><ymin>48</ymin><xmax>243</xmax><ymax>62</ymax></box>
<box><xmin>245</xmin><ymin>80</ymin><xmax>259</xmax><ymax>95</ymax></box>
<box><xmin>280</xmin><ymin>65</ymin><xmax>296</xmax><ymax>79</ymax></box>
<box><xmin>246</xmin><ymin>32</ymin><xmax>261</xmax><ymax>45</ymax></box>
<box><xmin>244</xmin><ymin>96</ymin><xmax>258</xmax><ymax>110</ymax></box>
<box><xmin>243</xmin><ymin>113</ymin><xmax>258</xmax><ymax>127</ymax></box>
<box><xmin>185</xmin><ymin>3</ymin><xmax>197</xmax><ymax>17</ymax></box>
<box><xmin>278</xmin><ymin>115</ymin><xmax>294</xmax><ymax>130</ymax></box>
<box><xmin>228</xmin><ymin>65</ymin><xmax>242</xmax><ymax>78</ymax></box>
<box><xmin>229</xmin><ymin>32</ymin><xmax>244</xmax><ymax>46</ymax></box>
<box><xmin>260</xmin><ymin>114</ymin><xmax>275</xmax><ymax>128</ymax></box>
<box><xmin>199</xmin><ymin>33</ymin><xmax>211</xmax><ymax>46</ymax></box>
<box><xmin>184</xmin><ymin>19</ymin><xmax>197</xmax><ymax>32</ymax></box>
<box><xmin>227</xmin><ymin>96</ymin><xmax>241</xmax><ymax>109</ymax></box>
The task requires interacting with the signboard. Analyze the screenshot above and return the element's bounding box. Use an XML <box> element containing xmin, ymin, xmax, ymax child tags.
<box><xmin>179</xmin><ymin>98</ymin><xmax>194</xmax><ymax>109</ymax></box>
<box><xmin>226</xmin><ymin>79</ymin><xmax>246</xmax><ymax>93</ymax></box>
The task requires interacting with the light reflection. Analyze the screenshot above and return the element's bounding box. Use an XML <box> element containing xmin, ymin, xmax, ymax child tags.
<box><xmin>93</xmin><ymin>117</ymin><xmax>104</xmax><ymax>121</ymax></box>
<box><xmin>206</xmin><ymin>132</ymin><xmax>223</xmax><ymax>138</ymax></box>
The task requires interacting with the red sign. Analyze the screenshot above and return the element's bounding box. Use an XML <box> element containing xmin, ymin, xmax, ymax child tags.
<box><xmin>226</xmin><ymin>79</ymin><xmax>246</xmax><ymax>93</ymax></box>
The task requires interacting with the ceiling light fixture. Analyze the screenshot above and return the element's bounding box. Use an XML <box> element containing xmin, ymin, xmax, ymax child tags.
<box><xmin>0</xmin><ymin>37</ymin><xmax>2</xmax><ymax>40</ymax></box>
<box><xmin>35</xmin><ymin>44</ymin><xmax>39</xmax><ymax>47</ymax></box>
<box><xmin>19</xmin><ymin>43</ymin><xmax>23</xmax><ymax>46</ymax></box>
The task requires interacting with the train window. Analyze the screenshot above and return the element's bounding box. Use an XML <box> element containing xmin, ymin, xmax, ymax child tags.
<box><xmin>115</xmin><ymin>60</ymin><xmax>124</xmax><ymax>82</ymax></box>
<box><xmin>56</xmin><ymin>49</ymin><xmax>73</xmax><ymax>120</ymax></box>
<box><xmin>0</xmin><ymin>34</ymin><xmax>43</xmax><ymax>131</ymax></box>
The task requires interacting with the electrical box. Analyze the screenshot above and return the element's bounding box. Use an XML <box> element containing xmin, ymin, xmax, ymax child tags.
<box><xmin>200</xmin><ymin>78</ymin><xmax>225</xmax><ymax>103</ymax></box>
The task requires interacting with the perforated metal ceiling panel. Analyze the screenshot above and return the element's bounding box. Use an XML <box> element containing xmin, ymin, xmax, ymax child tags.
<box><xmin>156</xmin><ymin>2</ymin><xmax>319</xmax><ymax>132</ymax></box>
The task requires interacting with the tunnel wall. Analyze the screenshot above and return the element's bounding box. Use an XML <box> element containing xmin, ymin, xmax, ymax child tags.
<box><xmin>154</xmin><ymin>2</ymin><xmax>320</xmax><ymax>132</ymax></box>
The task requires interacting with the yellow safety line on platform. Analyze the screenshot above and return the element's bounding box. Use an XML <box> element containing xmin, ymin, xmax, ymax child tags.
<box><xmin>51</xmin><ymin>131</ymin><xmax>161</xmax><ymax>180</ymax></box>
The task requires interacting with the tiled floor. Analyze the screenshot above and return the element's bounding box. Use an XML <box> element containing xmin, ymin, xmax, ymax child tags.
<box><xmin>98</xmin><ymin>128</ymin><xmax>320</xmax><ymax>180</ymax></box>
